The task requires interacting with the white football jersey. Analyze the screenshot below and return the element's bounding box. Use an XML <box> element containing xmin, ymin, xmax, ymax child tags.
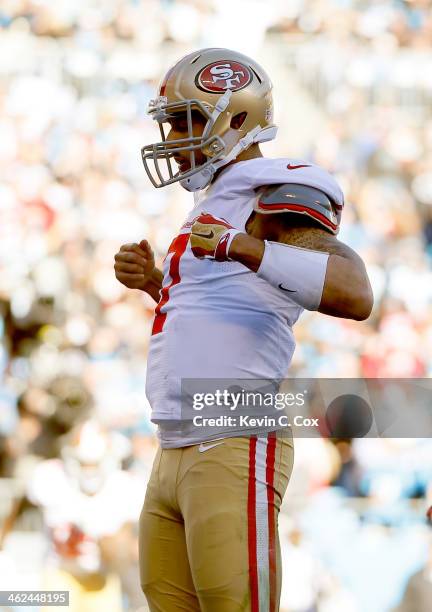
<box><xmin>145</xmin><ymin>158</ymin><xmax>344</xmax><ymax>447</ymax></box>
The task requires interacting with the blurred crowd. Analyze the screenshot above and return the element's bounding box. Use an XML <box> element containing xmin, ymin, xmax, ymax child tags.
<box><xmin>1</xmin><ymin>1</ymin><xmax>432</xmax><ymax>611</ymax></box>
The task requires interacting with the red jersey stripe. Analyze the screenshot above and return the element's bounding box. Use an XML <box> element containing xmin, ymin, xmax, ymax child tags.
<box><xmin>151</xmin><ymin>233</ymin><xmax>189</xmax><ymax>335</ymax></box>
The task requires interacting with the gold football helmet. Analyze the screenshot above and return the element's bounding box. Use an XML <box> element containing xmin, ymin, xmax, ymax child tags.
<box><xmin>141</xmin><ymin>48</ymin><xmax>277</xmax><ymax>191</ymax></box>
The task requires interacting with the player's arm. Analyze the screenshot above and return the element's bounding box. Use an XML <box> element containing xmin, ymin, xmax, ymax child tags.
<box><xmin>229</xmin><ymin>222</ymin><xmax>373</xmax><ymax>320</ymax></box>
<box><xmin>189</xmin><ymin>184</ymin><xmax>373</xmax><ymax>321</ymax></box>
<box><xmin>141</xmin><ymin>267</ymin><xmax>164</xmax><ymax>303</ymax></box>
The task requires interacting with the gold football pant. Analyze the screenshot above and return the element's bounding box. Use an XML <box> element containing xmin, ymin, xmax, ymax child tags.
<box><xmin>139</xmin><ymin>433</ymin><xmax>294</xmax><ymax>611</ymax></box>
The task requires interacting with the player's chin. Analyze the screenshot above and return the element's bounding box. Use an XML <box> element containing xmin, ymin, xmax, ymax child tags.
<box><xmin>174</xmin><ymin>158</ymin><xmax>191</xmax><ymax>173</ymax></box>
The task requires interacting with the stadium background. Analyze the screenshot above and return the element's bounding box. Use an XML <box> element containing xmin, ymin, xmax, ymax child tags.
<box><xmin>0</xmin><ymin>0</ymin><xmax>431</xmax><ymax>610</ymax></box>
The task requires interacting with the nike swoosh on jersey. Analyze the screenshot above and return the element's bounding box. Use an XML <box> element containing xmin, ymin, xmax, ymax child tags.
<box><xmin>287</xmin><ymin>164</ymin><xmax>311</xmax><ymax>170</ymax></box>
<box><xmin>278</xmin><ymin>283</ymin><xmax>297</xmax><ymax>293</ymax></box>
<box><xmin>198</xmin><ymin>441</ymin><xmax>224</xmax><ymax>453</ymax></box>
<box><xmin>193</xmin><ymin>230</ymin><xmax>215</xmax><ymax>239</ymax></box>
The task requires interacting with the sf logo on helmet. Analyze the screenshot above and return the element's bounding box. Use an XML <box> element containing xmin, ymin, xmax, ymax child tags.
<box><xmin>196</xmin><ymin>61</ymin><xmax>252</xmax><ymax>93</ymax></box>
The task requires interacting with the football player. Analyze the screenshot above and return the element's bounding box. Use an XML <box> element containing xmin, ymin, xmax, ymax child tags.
<box><xmin>114</xmin><ymin>48</ymin><xmax>373</xmax><ymax>612</ymax></box>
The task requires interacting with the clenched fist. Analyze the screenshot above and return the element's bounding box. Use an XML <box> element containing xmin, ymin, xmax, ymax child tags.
<box><xmin>190</xmin><ymin>212</ymin><xmax>243</xmax><ymax>261</ymax></box>
<box><xmin>114</xmin><ymin>240</ymin><xmax>155</xmax><ymax>290</ymax></box>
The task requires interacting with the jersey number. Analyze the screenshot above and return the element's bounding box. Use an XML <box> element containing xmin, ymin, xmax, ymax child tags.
<box><xmin>151</xmin><ymin>233</ymin><xmax>189</xmax><ymax>335</ymax></box>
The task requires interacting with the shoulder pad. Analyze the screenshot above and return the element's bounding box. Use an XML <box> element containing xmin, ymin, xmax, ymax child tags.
<box><xmin>254</xmin><ymin>183</ymin><xmax>341</xmax><ymax>234</ymax></box>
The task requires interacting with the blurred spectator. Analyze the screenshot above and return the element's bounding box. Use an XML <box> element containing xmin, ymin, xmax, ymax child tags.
<box><xmin>280</xmin><ymin>526</ymin><xmax>323</xmax><ymax>612</ymax></box>
<box><xmin>26</xmin><ymin>420</ymin><xmax>144</xmax><ymax>612</ymax></box>
<box><xmin>391</xmin><ymin>537</ymin><xmax>432</xmax><ymax>612</ymax></box>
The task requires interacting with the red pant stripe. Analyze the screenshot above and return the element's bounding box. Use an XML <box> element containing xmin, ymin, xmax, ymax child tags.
<box><xmin>247</xmin><ymin>436</ymin><xmax>259</xmax><ymax>612</ymax></box>
<box><xmin>266</xmin><ymin>433</ymin><xmax>277</xmax><ymax>612</ymax></box>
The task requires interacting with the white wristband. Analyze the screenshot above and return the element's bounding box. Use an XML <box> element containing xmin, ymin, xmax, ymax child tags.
<box><xmin>256</xmin><ymin>240</ymin><xmax>329</xmax><ymax>310</ymax></box>
<box><xmin>215</xmin><ymin>229</ymin><xmax>243</xmax><ymax>261</ymax></box>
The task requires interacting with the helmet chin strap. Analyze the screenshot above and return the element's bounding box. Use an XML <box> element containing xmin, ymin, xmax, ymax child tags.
<box><xmin>180</xmin><ymin>124</ymin><xmax>278</xmax><ymax>192</ymax></box>
<box><xmin>202</xmin><ymin>89</ymin><xmax>232</xmax><ymax>140</ymax></box>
